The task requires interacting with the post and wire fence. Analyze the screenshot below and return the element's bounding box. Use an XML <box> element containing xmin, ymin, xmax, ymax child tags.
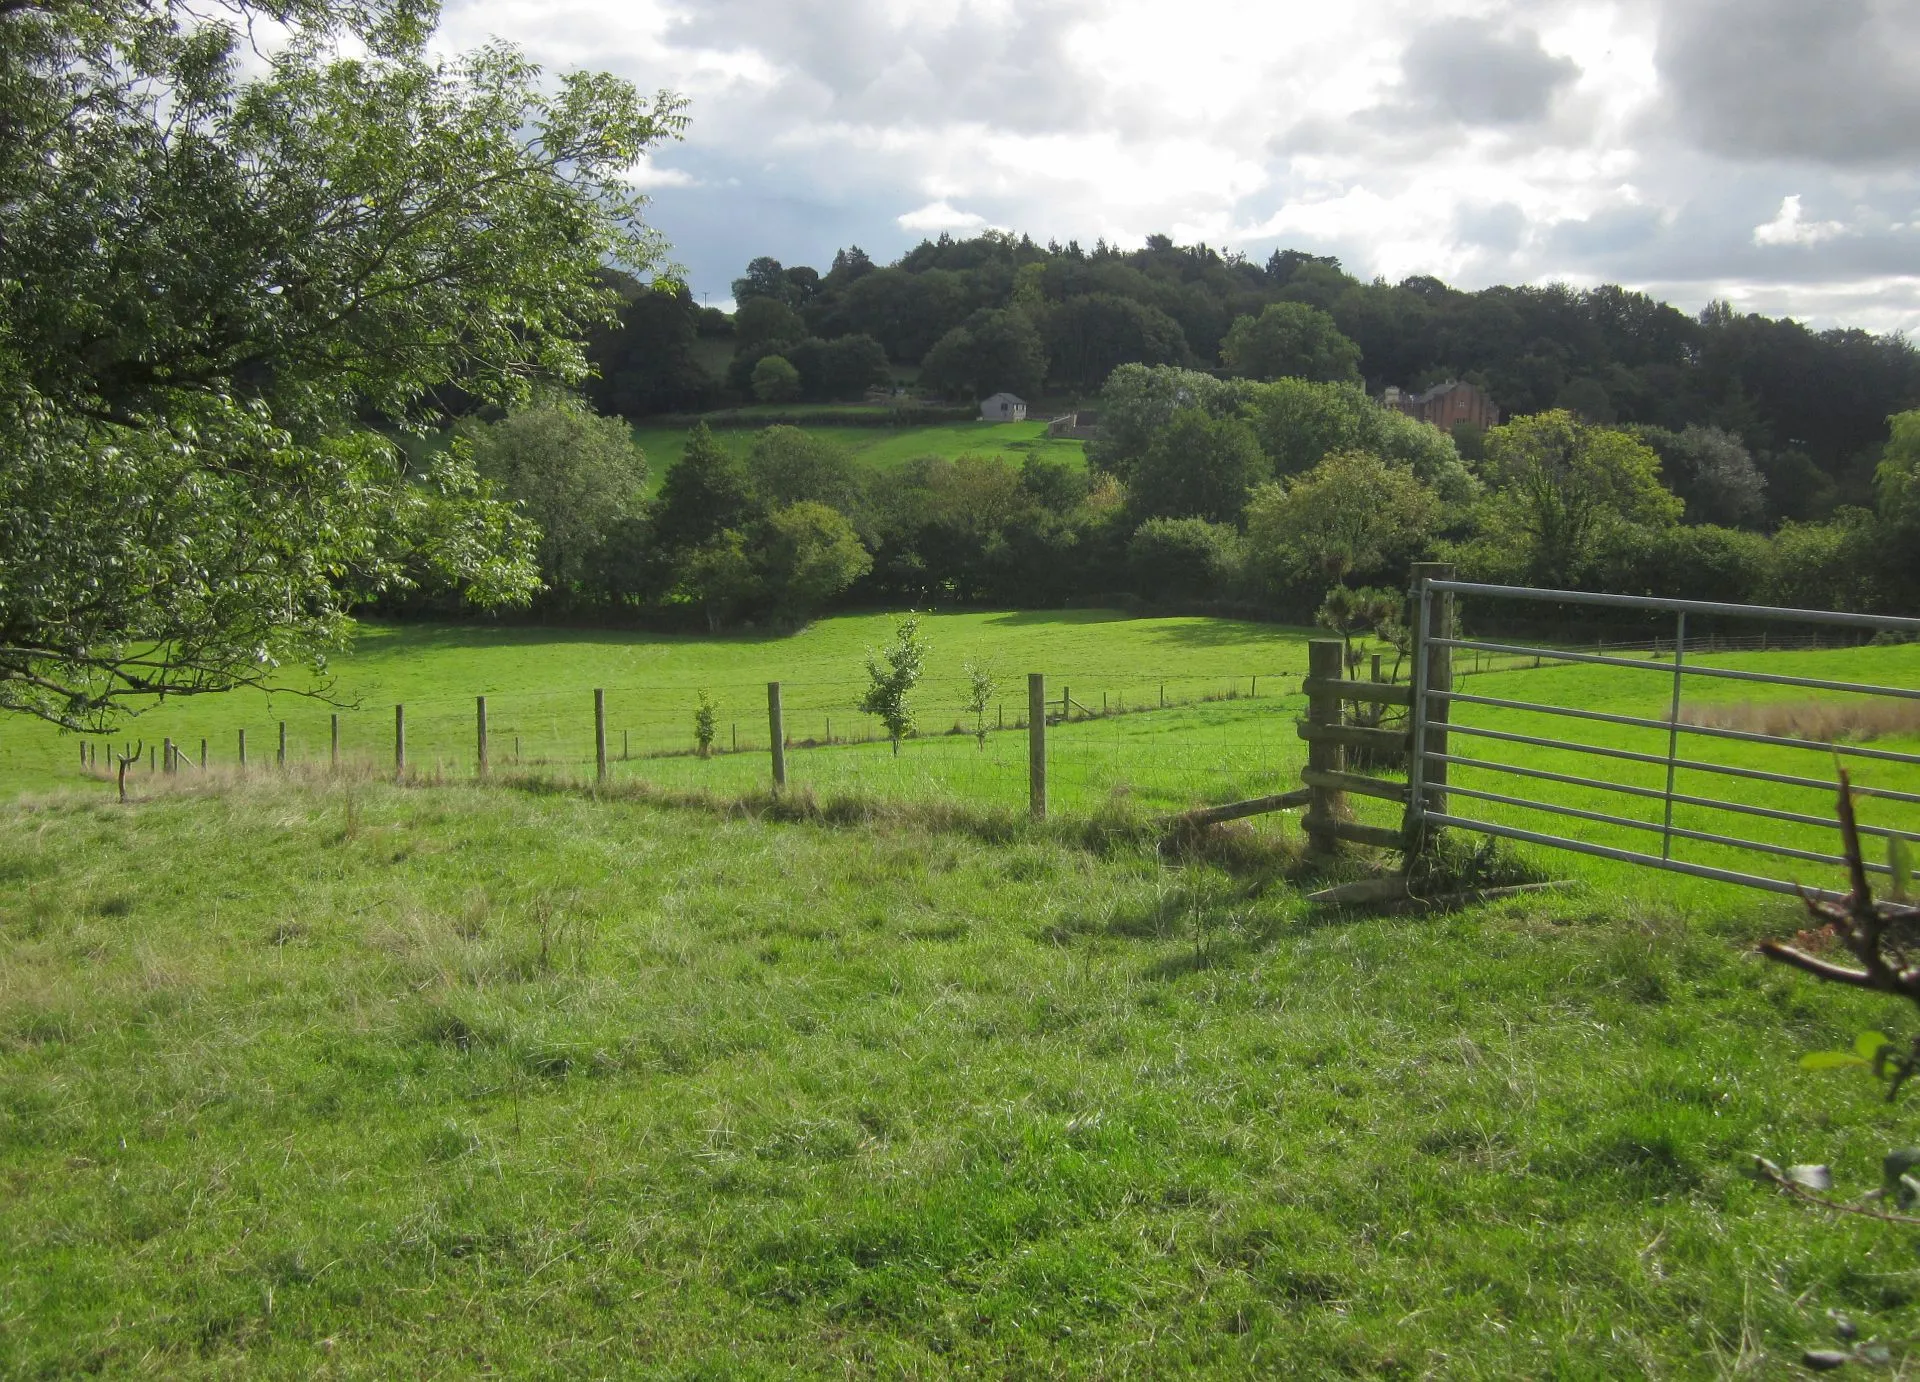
<box><xmin>69</xmin><ymin>667</ymin><xmax>1312</xmax><ymax>821</ymax></box>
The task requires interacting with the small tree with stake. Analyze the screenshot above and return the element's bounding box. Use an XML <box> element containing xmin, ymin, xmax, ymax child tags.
<box><xmin>859</xmin><ymin>615</ymin><xmax>928</xmax><ymax>757</ymax></box>
<box><xmin>694</xmin><ymin>690</ymin><xmax>716</xmax><ymax>759</ymax></box>
<box><xmin>963</xmin><ymin>659</ymin><xmax>997</xmax><ymax>749</ymax></box>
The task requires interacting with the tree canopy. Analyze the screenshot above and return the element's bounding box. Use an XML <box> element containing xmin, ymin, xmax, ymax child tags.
<box><xmin>0</xmin><ymin>0</ymin><xmax>684</xmax><ymax>727</ymax></box>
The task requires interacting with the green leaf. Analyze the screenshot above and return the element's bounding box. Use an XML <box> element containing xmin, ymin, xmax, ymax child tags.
<box><xmin>1801</xmin><ymin>1051</ymin><xmax>1869</xmax><ymax>1070</ymax></box>
<box><xmin>1891</xmin><ymin>835</ymin><xmax>1913</xmax><ymax>903</ymax></box>
<box><xmin>1856</xmin><ymin>1031</ymin><xmax>1893</xmax><ymax>1059</ymax></box>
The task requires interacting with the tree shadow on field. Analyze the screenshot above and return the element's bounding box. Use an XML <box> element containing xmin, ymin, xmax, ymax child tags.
<box><xmin>351</xmin><ymin>618</ymin><xmax>797</xmax><ymax>657</ymax></box>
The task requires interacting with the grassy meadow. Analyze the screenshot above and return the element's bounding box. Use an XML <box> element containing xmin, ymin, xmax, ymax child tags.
<box><xmin>8</xmin><ymin>611</ymin><xmax>1920</xmax><ymax>1372</ymax></box>
<box><xmin>3</xmin><ymin>772</ymin><xmax>1919</xmax><ymax>1375</ymax></box>
<box><xmin>627</xmin><ymin>418</ymin><xmax>1088</xmax><ymax>495</ymax></box>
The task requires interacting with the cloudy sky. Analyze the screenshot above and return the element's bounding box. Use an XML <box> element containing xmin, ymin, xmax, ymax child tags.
<box><xmin>438</xmin><ymin>0</ymin><xmax>1920</xmax><ymax>331</ymax></box>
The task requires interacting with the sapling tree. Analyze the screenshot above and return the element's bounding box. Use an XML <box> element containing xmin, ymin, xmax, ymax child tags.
<box><xmin>859</xmin><ymin>615</ymin><xmax>928</xmax><ymax>756</ymax></box>
<box><xmin>963</xmin><ymin>659</ymin><xmax>997</xmax><ymax>749</ymax></box>
<box><xmin>694</xmin><ymin>690</ymin><xmax>716</xmax><ymax>758</ymax></box>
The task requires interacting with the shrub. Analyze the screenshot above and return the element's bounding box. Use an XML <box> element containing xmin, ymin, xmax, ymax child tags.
<box><xmin>1127</xmin><ymin>517</ymin><xmax>1242</xmax><ymax>600</ymax></box>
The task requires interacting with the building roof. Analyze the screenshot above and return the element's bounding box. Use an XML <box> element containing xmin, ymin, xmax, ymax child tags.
<box><xmin>981</xmin><ymin>392</ymin><xmax>1026</xmax><ymax>405</ymax></box>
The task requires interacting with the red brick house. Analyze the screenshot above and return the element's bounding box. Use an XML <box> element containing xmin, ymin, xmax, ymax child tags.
<box><xmin>1381</xmin><ymin>380</ymin><xmax>1500</xmax><ymax>431</ymax></box>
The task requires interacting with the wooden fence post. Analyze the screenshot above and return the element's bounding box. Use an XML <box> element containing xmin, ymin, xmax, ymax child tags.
<box><xmin>237</xmin><ymin>728</ymin><xmax>246</xmax><ymax>768</ymax></box>
<box><xmin>1304</xmin><ymin>639</ymin><xmax>1347</xmax><ymax>854</ymax></box>
<box><xmin>200</xmin><ymin>738</ymin><xmax>207</xmax><ymax>770</ymax></box>
<box><xmin>330</xmin><ymin>714</ymin><xmax>339</xmax><ymax>770</ymax></box>
<box><xmin>1410</xmin><ymin>561</ymin><xmax>1455</xmax><ymax>825</ymax></box>
<box><xmin>277</xmin><ymin>721</ymin><xmax>287</xmax><ymax>768</ymax></box>
<box><xmin>163</xmin><ymin>737</ymin><xmax>175</xmax><ymax>775</ymax></box>
<box><xmin>594</xmin><ymin>689</ymin><xmax>607</xmax><ymax>784</ymax></box>
<box><xmin>767</xmin><ymin>682</ymin><xmax>786</xmax><ymax>790</ymax></box>
<box><xmin>1028</xmin><ymin>673</ymin><xmax>1047</xmax><ymax>821</ymax></box>
<box><xmin>476</xmin><ymin>696</ymin><xmax>488</xmax><ymax>778</ymax></box>
<box><xmin>394</xmin><ymin>704</ymin><xmax>406</xmax><ymax>779</ymax></box>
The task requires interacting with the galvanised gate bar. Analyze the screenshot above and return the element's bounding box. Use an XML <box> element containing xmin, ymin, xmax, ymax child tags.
<box><xmin>1405</xmin><ymin>576</ymin><xmax>1920</xmax><ymax>899</ymax></box>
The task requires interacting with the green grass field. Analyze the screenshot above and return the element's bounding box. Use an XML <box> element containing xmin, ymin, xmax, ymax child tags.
<box><xmin>2</xmin><ymin>772</ymin><xmax>1916</xmax><ymax>1374</ymax></box>
<box><xmin>12</xmin><ymin>613</ymin><xmax>1919</xmax><ymax>911</ymax></box>
<box><xmin>628</xmin><ymin>419</ymin><xmax>1087</xmax><ymax>495</ymax></box>
<box><xmin>9</xmin><ymin>615</ymin><xmax>1920</xmax><ymax>1371</ymax></box>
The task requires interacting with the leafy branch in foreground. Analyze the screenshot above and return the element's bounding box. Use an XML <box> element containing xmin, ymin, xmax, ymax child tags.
<box><xmin>0</xmin><ymin>0</ymin><xmax>685</xmax><ymax>729</ymax></box>
<box><xmin>1750</xmin><ymin>784</ymin><xmax>1920</xmax><ymax>1369</ymax></box>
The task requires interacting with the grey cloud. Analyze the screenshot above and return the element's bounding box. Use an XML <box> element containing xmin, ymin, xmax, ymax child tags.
<box><xmin>1453</xmin><ymin>202</ymin><xmax>1528</xmax><ymax>253</ymax></box>
<box><xmin>1393</xmin><ymin>22</ymin><xmax>1579</xmax><ymax>127</ymax></box>
<box><xmin>664</xmin><ymin>0</ymin><xmax>1100</xmax><ymax>135</ymax></box>
<box><xmin>1656</xmin><ymin>0</ymin><xmax>1920</xmax><ymax>163</ymax></box>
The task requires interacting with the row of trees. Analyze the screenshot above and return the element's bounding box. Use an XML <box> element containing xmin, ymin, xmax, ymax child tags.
<box><xmin>584</xmin><ymin>232</ymin><xmax>1920</xmax><ymax>528</ymax></box>
<box><xmin>455</xmin><ymin>365</ymin><xmax>1920</xmax><ymax>636</ymax></box>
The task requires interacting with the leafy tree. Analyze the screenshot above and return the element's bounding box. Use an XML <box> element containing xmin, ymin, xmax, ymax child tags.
<box><xmin>1629</xmin><ymin>424</ymin><xmax>1767</xmax><ymax>526</ymax></box>
<box><xmin>1221</xmin><ymin>302</ymin><xmax>1363</xmax><ymax>384</ymax></box>
<box><xmin>919</xmin><ymin>309</ymin><xmax>1046</xmax><ymax>401</ymax></box>
<box><xmin>582</xmin><ymin>276</ymin><xmax>713</xmax><ymax>418</ymax></box>
<box><xmin>462</xmin><ymin>404</ymin><xmax>648</xmax><ymax>599</ymax></box>
<box><xmin>731</xmin><ymin>255</ymin><xmax>799</xmax><ymax>307</ymax></box>
<box><xmin>1092</xmin><ymin>365</ymin><xmax>1246</xmax><ymax>482</ymax></box>
<box><xmin>1042</xmin><ymin>293</ymin><xmax>1191</xmax><ymax>392</ymax></box>
<box><xmin>785</xmin><ymin>334</ymin><xmax>889</xmax><ymax>402</ymax></box>
<box><xmin>1128</xmin><ymin>409</ymin><xmax>1269</xmax><ymax>524</ymax></box>
<box><xmin>0</xmin><ymin>0</ymin><xmax>682</xmax><ymax>727</ymax></box>
<box><xmin>1236</xmin><ymin>377</ymin><xmax>1475</xmax><ymax>501</ymax></box>
<box><xmin>1481</xmin><ymin>410</ymin><xmax>1682</xmax><ymax>586</ymax></box>
<box><xmin>677</xmin><ymin>530</ymin><xmax>761</xmax><ymax>632</ymax></box>
<box><xmin>694</xmin><ymin>690</ymin><xmax>717</xmax><ymax>758</ymax></box>
<box><xmin>734</xmin><ymin>297</ymin><xmax>806</xmax><ymax>359</ymax></box>
<box><xmin>761</xmin><ymin>502</ymin><xmax>872</xmax><ymax>624</ymax></box>
<box><xmin>745</xmin><ymin>427</ymin><xmax>866</xmax><ymax>518</ymax></box>
<box><xmin>1127</xmin><ymin>518</ymin><xmax>1243</xmax><ymax>600</ymax></box>
<box><xmin>859</xmin><ymin>615</ymin><xmax>929</xmax><ymax>755</ymax></box>
<box><xmin>750</xmin><ymin>354</ymin><xmax>801</xmax><ymax>403</ymax></box>
<box><xmin>962</xmin><ymin>659</ymin><xmax>997</xmax><ymax>748</ymax></box>
<box><xmin>1243</xmin><ymin>451</ymin><xmax>1439</xmax><ymax>587</ymax></box>
<box><xmin>653</xmin><ymin>424</ymin><xmax>758</xmax><ymax>553</ymax></box>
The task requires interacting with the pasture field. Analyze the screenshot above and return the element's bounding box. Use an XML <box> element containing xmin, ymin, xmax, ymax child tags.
<box><xmin>627</xmin><ymin>418</ymin><xmax>1088</xmax><ymax>494</ymax></box>
<box><xmin>2</xmin><ymin>772</ymin><xmax>1918</xmax><ymax>1375</ymax></box>
<box><xmin>10</xmin><ymin>610</ymin><xmax>1918</xmax><ymax>905</ymax></box>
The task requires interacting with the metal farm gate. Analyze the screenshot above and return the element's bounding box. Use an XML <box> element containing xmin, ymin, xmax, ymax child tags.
<box><xmin>1294</xmin><ymin>563</ymin><xmax>1920</xmax><ymax>902</ymax></box>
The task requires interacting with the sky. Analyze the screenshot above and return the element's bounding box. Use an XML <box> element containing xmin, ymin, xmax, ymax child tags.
<box><xmin>437</xmin><ymin>0</ymin><xmax>1920</xmax><ymax>331</ymax></box>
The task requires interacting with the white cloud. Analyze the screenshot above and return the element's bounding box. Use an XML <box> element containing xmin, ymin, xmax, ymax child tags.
<box><xmin>896</xmin><ymin>200</ymin><xmax>989</xmax><ymax>232</ymax></box>
<box><xmin>1752</xmin><ymin>194</ymin><xmax>1848</xmax><ymax>247</ymax></box>
<box><xmin>433</xmin><ymin>0</ymin><xmax>1920</xmax><ymax>332</ymax></box>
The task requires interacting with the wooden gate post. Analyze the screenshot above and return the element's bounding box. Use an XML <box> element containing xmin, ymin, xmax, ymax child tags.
<box><xmin>1304</xmin><ymin>640</ymin><xmax>1347</xmax><ymax>853</ymax></box>
<box><xmin>1409</xmin><ymin>562</ymin><xmax>1455</xmax><ymax>825</ymax></box>
<box><xmin>330</xmin><ymin>714</ymin><xmax>340</xmax><ymax>770</ymax></box>
<box><xmin>1028</xmin><ymin>673</ymin><xmax>1047</xmax><ymax>820</ymax></box>
<box><xmin>394</xmin><ymin>704</ymin><xmax>406</xmax><ymax>779</ymax></box>
<box><xmin>476</xmin><ymin>696</ymin><xmax>489</xmax><ymax>778</ymax></box>
<box><xmin>278</xmin><ymin>721</ymin><xmax>287</xmax><ymax>768</ymax></box>
<box><xmin>238</xmin><ymin>728</ymin><xmax>247</xmax><ymax>768</ymax></box>
<box><xmin>767</xmin><ymin>682</ymin><xmax>786</xmax><ymax>790</ymax></box>
<box><xmin>594</xmin><ymin>689</ymin><xmax>607</xmax><ymax>784</ymax></box>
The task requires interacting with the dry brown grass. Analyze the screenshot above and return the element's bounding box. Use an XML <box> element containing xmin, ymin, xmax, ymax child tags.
<box><xmin>1681</xmin><ymin>697</ymin><xmax>1920</xmax><ymax>743</ymax></box>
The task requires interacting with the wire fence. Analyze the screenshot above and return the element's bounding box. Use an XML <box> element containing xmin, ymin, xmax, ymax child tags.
<box><xmin>78</xmin><ymin>672</ymin><xmax>1314</xmax><ymax>820</ymax></box>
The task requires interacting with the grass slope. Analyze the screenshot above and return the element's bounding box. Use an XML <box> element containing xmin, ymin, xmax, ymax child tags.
<box><xmin>1</xmin><ymin>776</ymin><xmax>1914</xmax><ymax>1375</ymax></box>
<box><xmin>628</xmin><ymin>419</ymin><xmax>1087</xmax><ymax>495</ymax></box>
<box><xmin>0</xmin><ymin>611</ymin><xmax>1309</xmax><ymax>802</ymax></box>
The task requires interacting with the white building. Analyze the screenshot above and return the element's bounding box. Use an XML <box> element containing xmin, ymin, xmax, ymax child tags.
<box><xmin>979</xmin><ymin>392</ymin><xmax>1027</xmax><ymax>422</ymax></box>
